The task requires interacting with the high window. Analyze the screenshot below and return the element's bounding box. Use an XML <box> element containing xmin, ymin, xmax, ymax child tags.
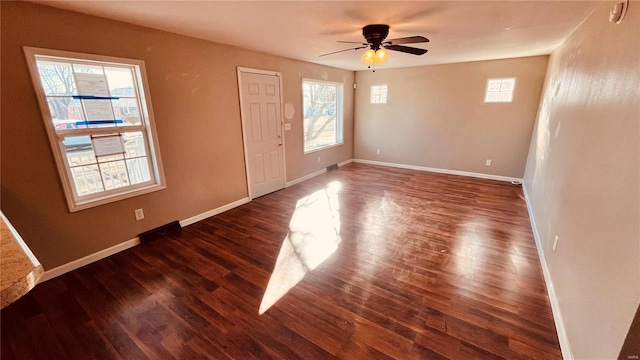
<box><xmin>24</xmin><ymin>47</ymin><xmax>165</xmax><ymax>212</ymax></box>
<box><xmin>485</xmin><ymin>78</ymin><xmax>516</xmax><ymax>103</ymax></box>
<box><xmin>370</xmin><ymin>85</ymin><xmax>388</xmax><ymax>104</ymax></box>
<box><xmin>302</xmin><ymin>80</ymin><xmax>344</xmax><ymax>153</ymax></box>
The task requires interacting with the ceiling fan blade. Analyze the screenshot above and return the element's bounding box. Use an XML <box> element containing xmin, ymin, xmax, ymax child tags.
<box><xmin>384</xmin><ymin>45</ymin><xmax>428</xmax><ymax>56</ymax></box>
<box><xmin>319</xmin><ymin>46</ymin><xmax>367</xmax><ymax>57</ymax></box>
<box><xmin>337</xmin><ymin>40</ymin><xmax>367</xmax><ymax>45</ymax></box>
<box><xmin>386</xmin><ymin>36</ymin><xmax>430</xmax><ymax>45</ymax></box>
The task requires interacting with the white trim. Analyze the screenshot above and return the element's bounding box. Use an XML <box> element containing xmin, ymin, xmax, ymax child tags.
<box><xmin>279</xmin><ymin>74</ymin><xmax>287</xmax><ymax>186</ymax></box>
<box><xmin>352</xmin><ymin>159</ymin><xmax>522</xmax><ymax>183</ymax></box>
<box><xmin>237</xmin><ymin>67</ymin><xmax>280</xmax><ymax>77</ymax></box>
<box><xmin>286</xmin><ymin>168</ymin><xmax>327</xmax><ymax>187</ymax></box>
<box><xmin>285</xmin><ymin>159</ymin><xmax>353</xmax><ymax>187</ymax></box>
<box><xmin>179</xmin><ymin>197</ymin><xmax>250</xmax><ymax>227</ymax></box>
<box><xmin>522</xmin><ymin>184</ymin><xmax>573</xmax><ymax>360</ymax></box>
<box><xmin>39</xmin><ymin>196</ymin><xmax>251</xmax><ymax>283</ymax></box>
<box><xmin>302</xmin><ymin>142</ymin><xmax>344</xmax><ymax>155</ymax></box>
<box><xmin>39</xmin><ymin>237</ymin><xmax>141</xmax><ymax>283</ymax></box>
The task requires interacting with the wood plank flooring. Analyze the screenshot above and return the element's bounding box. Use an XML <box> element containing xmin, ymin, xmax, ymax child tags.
<box><xmin>1</xmin><ymin>163</ymin><xmax>561</xmax><ymax>359</ymax></box>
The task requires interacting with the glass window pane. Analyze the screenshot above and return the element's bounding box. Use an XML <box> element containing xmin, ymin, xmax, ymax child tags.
<box><xmin>66</xmin><ymin>144</ymin><xmax>96</xmax><ymax>166</ymax></box>
<box><xmin>70</xmin><ymin>164</ymin><xmax>104</xmax><ymax>195</ymax></box>
<box><xmin>83</xmin><ymin>99</ymin><xmax>116</xmax><ymax>123</ymax></box>
<box><xmin>371</xmin><ymin>86</ymin><xmax>380</xmax><ymax>103</ymax></box>
<box><xmin>487</xmin><ymin>79</ymin><xmax>502</xmax><ymax>92</ymax></box>
<box><xmin>99</xmin><ymin>160</ymin><xmax>130</xmax><ymax>190</ymax></box>
<box><xmin>485</xmin><ymin>92</ymin><xmax>500</xmax><ymax>102</ymax></box>
<box><xmin>303</xmin><ymin>81</ymin><xmax>341</xmax><ymax>152</ymax></box>
<box><xmin>63</xmin><ymin>135</ymin><xmax>93</xmax><ymax>152</ymax></box>
<box><xmin>73</xmin><ymin>64</ymin><xmax>104</xmax><ymax>75</ymax></box>
<box><xmin>123</xmin><ymin>131</ymin><xmax>146</xmax><ymax>158</ymax></box>
<box><xmin>380</xmin><ymin>86</ymin><xmax>388</xmax><ymax>103</ymax></box>
<box><xmin>498</xmin><ymin>92</ymin><xmax>513</xmax><ymax>102</ymax></box>
<box><xmin>49</xmin><ymin>98</ymin><xmax>85</xmax><ymax>123</ymax></box>
<box><xmin>112</xmin><ymin>98</ymin><xmax>141</xmax><ymax>126</ymax></box>
<box><xmin>36</xmin><ymin>61</ymin><xmax>76</xmax><ymax>96</ymax></box>
<box><xmin>500</xmin><ymin>79</ymin><xmax>515</xmax><ymax>91</ymax></box>
<box><xmin>105</xmin><ymin>67</ymin><xmax>135</xmax><ymax>96</ymax></box>
<box><xmin>126</xmin><ymin>158</ymin><xmax>151</xmax><ymax>184</ymax></box>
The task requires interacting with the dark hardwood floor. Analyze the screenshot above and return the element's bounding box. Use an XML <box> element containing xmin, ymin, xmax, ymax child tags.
<box><xmin>1</xmin><ymin>163</ymin><xmax>561</xmax><ymax>359</ymax></box>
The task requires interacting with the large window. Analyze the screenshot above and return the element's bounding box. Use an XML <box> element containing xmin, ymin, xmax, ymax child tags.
<box><xmin>302</xmin><ymin>80</ymin><xmax>343</xmax><ymax>153</ymax></box>
<box><xmin>24</xmin><ymin>47</ymin><xmax>165</xmax><ymax>212</ymax></box>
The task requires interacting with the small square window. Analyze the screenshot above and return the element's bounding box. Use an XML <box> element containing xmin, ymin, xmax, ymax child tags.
<box><xmin>370</xmin><ymin>85</ymin><xmax>388</xmax><ymax>104</ymax></box>
<box><xmin>485</xmin><ymin>78</ymin><xmax>515</xmax><ymax>103</ymax></box>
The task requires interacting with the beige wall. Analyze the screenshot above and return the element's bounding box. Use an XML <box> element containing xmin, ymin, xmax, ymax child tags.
<box><xmin>523</xmin><ymin>1</ymin><xmax>639</xmax><ymax>358</ymax></box>
<box><xmin>0</xmin><ymin>2</ymin><xmax>353</xmax><ymax>269</ymax></box>
<box><xmin>353</xmin><ymin>56</ymin><xmax>548</xmax><ymax>178</ymax></box>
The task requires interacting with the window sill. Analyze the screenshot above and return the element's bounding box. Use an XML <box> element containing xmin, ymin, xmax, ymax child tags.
<box><xmin>303</xmin><ymin>142</ymin><xmax>343</xmax><ymax>155</ymax></box>
<box><xmin>69</xmin><ymin>183</ymin><xmax>166</xmax><ymax>212</ymax></box>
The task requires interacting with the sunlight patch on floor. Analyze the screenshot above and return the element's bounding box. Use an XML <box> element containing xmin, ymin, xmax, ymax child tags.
<box><xmin>453</xmin><ymin>220</ymin><xmax>488</xmax><ymax>278</ymax></box>
<box><xmin>259</xmin><ymin>181</ymin><xmax>342</xmax><ymax>314</ymax></box>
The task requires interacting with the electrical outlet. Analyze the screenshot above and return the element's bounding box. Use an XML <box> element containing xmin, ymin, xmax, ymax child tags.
<box><xmin>553</xmin><ymin>235</ymin><xmax>559</xmax><ymax>252</ymax></box>
<box><xmin>317</xmin><ymin>156</ymin><xmax>321</xmax><ymax>163</ymax></box>
<box><xmin>485</xmin><ymin>159</ymin><xmax>492</xmax><ymax>166</ymax></box>
<box><xmin>376</xmin><ymin>149</ymin><xmax>381</xmax><ymax>155</ymax></box>
<box><xmin>134</xmin><ymin>208</ymin><xmax>144</xmax><ymax>221</ymax></box>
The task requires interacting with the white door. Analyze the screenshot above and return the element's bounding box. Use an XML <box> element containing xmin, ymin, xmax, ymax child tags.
<box><xmin>238</xmin><ymin>68</ymin><xmax>285</xmax><ymax>199</ymax></box>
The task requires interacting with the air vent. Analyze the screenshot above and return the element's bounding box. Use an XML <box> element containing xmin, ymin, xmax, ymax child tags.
<box><xmin>327</xmin><ymin>164</ymin><xmax>339</xmax><ymax>172</ymax></box>
<box><xmin>139</xmin><ymin>220</ymin><xmax>181</xmax><ymax>243</ymax></box>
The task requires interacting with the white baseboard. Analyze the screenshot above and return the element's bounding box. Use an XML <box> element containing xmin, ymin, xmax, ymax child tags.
<box><xmin>39</xmin><ymin>197</ymin><xmax>251</xmax><ymax>283</ymax></box>
<box><xmin>522</xmin><ymin>184</ymin><xmax>573</xmax><ymax>360</ymax></box>
<box><xmin>352</xmin><ymin>159</ymin><xmax>522</xmax><ymax>183</ymax></box>
<box><xmin>286</xmin><ymin>168</ymin><xmax>327</xmax><ymax>187</ymax></box>
<box><xmin>179</xmin><ymin>197</ymin><xmax>250</xmax><ymax>227</ymax></box>
<box><xmin>39</xmin><ymin>237</ymin><xmax>141</xmax><ymax>283</ymax></box>
<box><xmin>285</xmin><ymin>159</ymin><xmax>354</xmax><ymax>187</ymax></box>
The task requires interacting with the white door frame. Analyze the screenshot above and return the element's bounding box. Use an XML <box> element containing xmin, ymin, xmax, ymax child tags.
<box><xmin>237</xmin><ymin>67</ymin><xmax>287</xmax><ymax>200</ymax></box>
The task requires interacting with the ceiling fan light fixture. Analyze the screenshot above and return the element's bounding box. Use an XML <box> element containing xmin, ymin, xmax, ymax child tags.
<box><xmin>361</xmin><ymin>48</ymin><xmax>389</xmax><ymax>65</ymax></box>
<box><xmin>375</xmin><ymin>48</ymin><xmax>389</xmax><ymax>64</ymax></box>
<box><xmin>361</xmin><ymin>49</ymin><xmax>376</xmax><ymax>65</ymax></box>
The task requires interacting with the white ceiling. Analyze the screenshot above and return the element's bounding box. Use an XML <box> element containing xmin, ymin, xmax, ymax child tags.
<box><xmin>29</xmin><ymin>0</ymin><xmax>601</xmax><ymax>71</ymax></box>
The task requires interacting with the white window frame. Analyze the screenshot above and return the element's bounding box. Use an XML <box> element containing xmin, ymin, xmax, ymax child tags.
<box><xmin>302</xmin><ymin>79</ymin><xmax>344</xmax><ymax>154</ymax></box>
<box><xmin>370</xmin><ymin>85</ymin><xmax>388</xmax><ymax>104</ymax></box>
<box><xmin>23</xmin><ymin>47</ymin><xmax>166</xmax><ymax>212</ymax></box>
<box><xmin>484</xmin><ymin>77</ymin><xmax>516</xmax><ymax>103</ymax></box>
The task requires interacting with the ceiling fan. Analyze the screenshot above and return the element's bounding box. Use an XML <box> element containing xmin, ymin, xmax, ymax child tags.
<box><xmin>320</xmin><ymin>24</ymin><xmax>429</xmax><ymax>66</ymax></box>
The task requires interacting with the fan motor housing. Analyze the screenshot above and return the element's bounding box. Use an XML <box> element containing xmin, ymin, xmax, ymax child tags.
<box><xmin>363</xmin><ymin>24</ymin><xmax>390</xmax><ymax>50</ymax></box>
